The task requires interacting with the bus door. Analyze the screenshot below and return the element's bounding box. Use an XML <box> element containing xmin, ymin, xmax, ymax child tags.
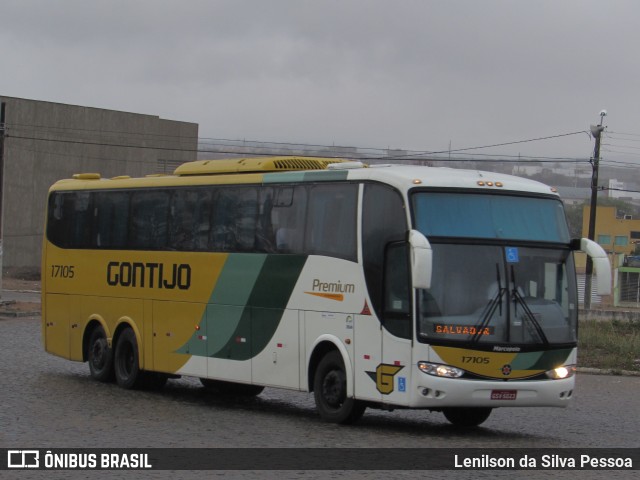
<box><xmin>360</xmin><ymin>182</ymin><xmax>412</xmax><ymax>405</ymax></box>
<box><xmin>380</xmin><ymin>242</ymin><xmax>413</xmax><ymax>406</ymax></box>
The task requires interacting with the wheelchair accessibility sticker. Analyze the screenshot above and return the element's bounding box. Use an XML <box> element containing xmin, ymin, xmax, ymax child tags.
<box><xmin>398</xmin><ymin>377</ymin><xmax>406</xmax><ymax>392</ymax></box>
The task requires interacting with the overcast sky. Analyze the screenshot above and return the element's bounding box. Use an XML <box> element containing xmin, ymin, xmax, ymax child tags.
<box><xmin>2</xmin><ymin>0</ymin><xmax>639</xmax><ymax>164</ymax></box>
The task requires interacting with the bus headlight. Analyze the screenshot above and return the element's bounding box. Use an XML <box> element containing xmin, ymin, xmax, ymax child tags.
<box><xmin>418</xmin><ymin>361</ymin><xmax>464</xmax><ymax>378</ymax></box>
<box><xmin>545</xmin><ymin>365</ymin><xmax>576</xmax><ymax>380</ymax></box>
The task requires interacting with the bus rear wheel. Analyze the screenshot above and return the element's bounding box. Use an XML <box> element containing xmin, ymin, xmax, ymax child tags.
<box><xmin>114</xmin><ymin>327</ymin><xmax>145</xmax><ymax>389</ymax></box>
<box><xmin>313</xmin><ymin>351</ymin><xmax>365</xmax><ymax>424</ymax></box>
<box><xmin>442</xmin><ymin>407</ymin><xmax>492</xmax><ymax>427</ymax></box>
<box><xmin>88</xmin><ymin>325</ymin><xmax>114</xmax><ymax>382</ymax></box>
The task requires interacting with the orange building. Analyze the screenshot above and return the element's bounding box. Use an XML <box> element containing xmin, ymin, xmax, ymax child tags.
<box><xmin>581</xmin><ymin>206</ymin><xmax>640</xmax><ymax>256</ymax></box>
<box><xmin>581</xmin><ymin>205</ymin><xmax>640</xmax><ymax>307</ymax></box>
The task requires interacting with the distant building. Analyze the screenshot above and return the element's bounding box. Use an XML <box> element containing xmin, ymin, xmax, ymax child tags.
<box><xmin>555</xmin><ymin>186</ymin><xmax>590</xmax><ymax>205</ymax></box>
<box><xmin>581</xmin><ymin>205</ymin><xmax>640</xmax><ymax>256</ymax></box>
<box><xmin>512</xmin><ymin>163</ymin><xmax>591</xmax><ymax>181</ymax></box>
<box><xmin>608</xmin><ymin>178</ymin><xmax>640</xmax><ymax>202</ymax></box>
<box><xmin>0</xmin><ymin>96</ymin><xmax>198</xmax><ymax>275</ymax></box>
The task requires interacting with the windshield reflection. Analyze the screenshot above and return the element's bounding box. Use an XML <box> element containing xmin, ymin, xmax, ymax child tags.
<box><xmin>417</xmin><ymin>244</ymin><xmax>577</xmax><ymax>346</ymax></box>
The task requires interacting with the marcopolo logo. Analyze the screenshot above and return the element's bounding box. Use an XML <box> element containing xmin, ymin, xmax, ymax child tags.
<box><xmin>8</xmin><ymin>450</ymin><xmax>39</xmax><ymax>468</ymax></box>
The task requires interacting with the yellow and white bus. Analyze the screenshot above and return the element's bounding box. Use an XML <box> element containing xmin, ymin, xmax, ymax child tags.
<box><xmin>42</xmin><ymin>156</ymin><xmax>611</xmax><ymax>426</ymax></box>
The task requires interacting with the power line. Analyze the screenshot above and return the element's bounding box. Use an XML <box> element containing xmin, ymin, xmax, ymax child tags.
<box><xmin>607</xmin><ymin>130</ymin><xmax>640</xmax><ymax>138</ymax></box>
<box><xmin>5</xmin><ymin>131</ymin><xmax>594</xmax><ymax>165</ymax></box>
<box><xmin>387</xmin><ymin>130</ymin><xmax>589</xmax><ymax>158</ymax></box>
<box><xmin>602</xmin><ymin>146</ymin><xmax>640</xmax><ymax>155</ymax></box>
<box><xmin>601</xmin><ymin>187</ymin><xmax>640</xmax><ymax>194</ymax></box>
<box><xmin>7</xmin><ymin>121</ymin><xmax>594</xmax><ymax>163</ymax></box>
<box><xmin>606</xmin><ymin>134</ymin><xmax>640</xmax><ymax>143</ymax></box>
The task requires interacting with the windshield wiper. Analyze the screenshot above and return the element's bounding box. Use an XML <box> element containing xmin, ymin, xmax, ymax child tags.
<box><xmin>510</xmin><ymin>265</ymin><xmax>549</xmax><ymax>346</ymax></box>
<box><xmin>472</xmin><ymin>264</ymin><xmax>506</xmax><ymax>343</ymax></box>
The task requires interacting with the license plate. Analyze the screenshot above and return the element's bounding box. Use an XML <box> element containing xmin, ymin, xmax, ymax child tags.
<box><xmin>491</xmin><ymin>389</ymin><xmax>517</xmax><ymax>400</ymax></box>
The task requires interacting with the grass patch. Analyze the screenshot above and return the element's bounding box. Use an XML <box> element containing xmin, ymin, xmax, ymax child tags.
<box><xmin>578</xmin><ymin>320</ymin><xmax>640</xmax><ymax>372</ymax></box>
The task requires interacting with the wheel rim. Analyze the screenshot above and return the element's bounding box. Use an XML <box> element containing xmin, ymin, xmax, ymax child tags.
<box><xmin>90</xmin><ymin>338</ymin><xmax>108</xmax><ymax>370</ymax></box>
<box><xmin>321</xmin><ymin>369</ymin><xmax>346</xmax><ymax>409</ymax></box>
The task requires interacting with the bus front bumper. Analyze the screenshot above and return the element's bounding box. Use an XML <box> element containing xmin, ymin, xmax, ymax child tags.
<box><xmin>410</xmin><ymin>375</ymin><xmax>576</xmax><ymax>409</ymax></box>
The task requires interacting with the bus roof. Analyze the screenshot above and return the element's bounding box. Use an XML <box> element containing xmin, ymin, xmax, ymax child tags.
<box><xmin>50</xmin><ymin>156</ymin><xmax>559</xmax><ymax>197</ymax></box>
<box><xmin>346</xmin><ymin>164</ymin><xmax>559</xmax><ymax>197</ymax></box>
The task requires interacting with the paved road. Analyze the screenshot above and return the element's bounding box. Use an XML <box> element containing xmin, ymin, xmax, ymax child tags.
<box><xmin>1</xmin><ymin>315</ymin><xmax>638</xmax><ymax>479</ymax></box>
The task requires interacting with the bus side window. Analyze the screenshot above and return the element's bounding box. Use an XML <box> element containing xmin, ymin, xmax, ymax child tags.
<box><xmin>383</xmin><ymin>242</ymin><xmax>412</xmax><ymax>339</ymax></box>
<box><xmin>169</xmin><ymin>188</ymin><xmax>212</xmax><ymax>251</ymax></box>
<box><xmin>130</xmin><ymin>190</ymin><xmax>169</xmax><ymax>250</ymax></box>
<box><xmin>235</xmin><ymin>188</ymin><xmax>258</xmax><ymax>251</ymax></box>
<box><xmin>47</xmin><ymin>193</ymin><xmax>70</xmax><ymax>247</ymax></box>
<box><xmin>255</xmin><ymin>187</ymin><xmax>276</xmax><ymax>253</ymax></box>
<box><xmin>210</xmin><ymin>187</ymin><xmax>258</xmax><ymax>252</ymax></box>
<box><xmin>47</xmin><ymin>192</ymin><xmax>93</xmax><ymax>248</ymax></box>
<box><xmin>305</xmin><ymin>184</ymin><xmax>357</xmax><ymax>261</ymax></box>
<box><xmin>271</xmin><ymin>186</ymin><xmax>307</xmax><ymax>254</ymax></box>
<box><xmin>95</xmin><ymin>191</ymin><xmax>129</xmax><ymax>248</ymax></box>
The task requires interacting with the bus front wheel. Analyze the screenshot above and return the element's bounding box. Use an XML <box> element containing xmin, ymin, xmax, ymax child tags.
<box><xmin>313</xmin><ymin>351</ymin><xmax>365</xmax><ymax>424</ymax></box>
<box><xmin>88</xmin><ymin>325</ymin><xmax>114</xmax><ymax>382</ymax></box>
<box><xmin>442</xmin><ymin>407</ymin><xmax>492</xmax><ymax>427</ymax></box>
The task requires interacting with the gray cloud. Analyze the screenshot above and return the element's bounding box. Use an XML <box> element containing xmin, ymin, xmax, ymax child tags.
<box><xmin>1</xmin><ymin>0</ymin><xmax>638</xmax><ymax>160</ymax></box>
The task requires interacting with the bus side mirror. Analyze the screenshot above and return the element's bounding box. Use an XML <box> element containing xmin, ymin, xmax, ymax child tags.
<box><xmin>409</xmin><ymin>230</ymin><xmax>432</xmax><ymax>290</ymax></box>
<box><xmin>574</xmin><ymin>238</ymin><xmax>612</xmax><ymax>295</ymax></box>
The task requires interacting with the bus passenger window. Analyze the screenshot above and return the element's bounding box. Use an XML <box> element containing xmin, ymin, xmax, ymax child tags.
<box><xmin>130</xmin><ymin>191</ymin><xmax>169</xmax><ymax>249</ymax></box>
<box><xmin>47</xmin><ymin>192</ymin><xmax>92</xmax><ymax>248</ymax></box>
<box><xmin>271</xmin><ymin>186</ymin><xmax>306</xmax><ymax>254</ymax></box>
<box><xmin>210</xmin><ymin>188</ymin><xmax>258</xmax><ymax>252</ymax></box>
<box><xmin>305</xmin><ymin>184</ymin><xmax>357</xmax><ymax>261</ymax></box>
<box><xmin>95</xmin><ymin>191</ymin><xmax>129</xmax><ymax>248</ymax></box>
<box><xmin>169</xmin><ymin>188</ymin><xmax>212</xmax><ymax>251</ymax></box>
<box><xmin>255</xmin><ymin>188</ymin><xmax>276</xmax><ymax>253</ymax></box>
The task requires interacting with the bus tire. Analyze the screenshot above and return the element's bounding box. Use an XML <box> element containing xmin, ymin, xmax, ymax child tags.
<box><xmin>313</xmin><ymin>351</ymin><xmax>365</xmax><ymax>424</ymax></box>
<box><xmin>442</xmin><ymin>407</ymin><xmax>492</xmax><ymax>427</ymax></box>
<box><xmin>88</xmin><ymin>325</ymin><xmax>114</xmax><ymax>382</ymax></box>
<box><xmin>199</xmin><ymin>378</ymin><xmax>264</xmax><ymax>396</ymax></box>
<box><xmin>114</xmin><ymin>327</ymin><xmax>144</xmax><ymax>389</ymax></box>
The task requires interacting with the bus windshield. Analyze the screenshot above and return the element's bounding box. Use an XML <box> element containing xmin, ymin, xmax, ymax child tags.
<box><xmin>412</xmin><ymin>192</ymin><xmax>577</xmax><ymax>347</ymax></box>
<box><xmin>412</xmin><ymin>192</ymin><xmax>570</xmax><ymax>243</ymax></box>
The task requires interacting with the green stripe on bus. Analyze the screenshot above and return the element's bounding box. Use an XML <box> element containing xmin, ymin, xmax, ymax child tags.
<box><xmin>209</xmin><ymin>254</ymin><xmax>267</xmax><ymax>305</ymax></box>
<box><xmin>526</xmin><ymin>348</ymin><xmax>572</xmax><ymax>371</ymax></box>
<box><xmin>246</xmin><ymin>255</ymin><xmax>307</xmax><ymax>309</ymax></box>
<box><xmin>177</xmin><ymin>254</ymin><xmax>307</xmax><ymax>361</ymax></box>
<box><xmin>510</xmin><ymin>349</ymin><xmax>572</xmax><ymax>371</ymax></box>
<box><xmin>209</xmin><ymin>255</ymin><xmax>308</xmax><ymax>360</ymax></box>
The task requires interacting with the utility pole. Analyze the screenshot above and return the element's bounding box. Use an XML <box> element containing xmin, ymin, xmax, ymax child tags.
<box><xmin>584</xmin><ymin>110</ymin><xmax>607</xmax><ymax>309</ymax></box>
